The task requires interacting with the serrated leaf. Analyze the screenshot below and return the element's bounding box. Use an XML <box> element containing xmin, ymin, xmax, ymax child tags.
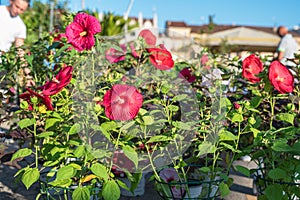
<box><xmin>91</xmin><ymin>163</ymin><xmax>108</xmax><ymax>181</ymax></box>
<box><xmin>18</xmin><ymin>118</ymin><xmax>35</xmax><ymax>129</ymax></box>
<box><xmin>197</xmin><ymin>142</ymin><xmax>216</xmax><ymax>157</ymax></box>
<box><xmin>276</xmin><ymin>113</ymin><xmax>295</xmax><ymax>125</ymax></box>
<box><xmin>56</xmin><ymin>166</ymin><xmax>75</xmax><ymax>181</ymax></box>
<box><xmin>21</xmin><ymin>168</ymin><xmax>39</xmax><ymax>189</ymax></box>
<box><xmin>72</xmin><ymin>187</ymin><xmax>90</xmax><ymax>200</ymax></box>
<box><xmin>102</xmin><ymin>180</ymin><xmax>120</xmax><ymax>200</ymax></box>
<box><xmin>265</xmin><ymin>184</ymin><xmax>284</xmax><ymax>200</ymax></box>
<box><xmin>231</xmin><ymin>113</ymin><xmax>243</xmax><ymax>123</ymax></box>
<box><xmin>11</xmin><ymin>148</ymin><xmax>32</xmax><ymax>161</ymax></box>
<box><xmin>45</xmin><ymin>118</ymin><xmax>61</xmax><ymax>130</ymax></box>
<box><xmin>74</xmin><ymin>145</ymin><xmax>86</xmax><ymax>158</ymax></box>
<box><xmin>219</xmin><ymin>182</ymin><xmax>230</xmax><ymax>197</ymax></box>
<box><xmin>268</xmin><ymin>168</ymin><xmax>286</xmax><ymax>180</ymax></box>
<box><xmin>69</xmin><ymin>123</ymin><xmax>81</xmax><ymax>135</ymax></box>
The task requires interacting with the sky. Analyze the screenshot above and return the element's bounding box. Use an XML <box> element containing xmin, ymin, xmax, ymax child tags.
<box><xmin>71</xmin><ymin>0</ymin><xmax>300</xmax><ymax>30</ymax></box>
<box><xmin>1</xmin><ymin>0</ymin><xmax>300</xmax><ymax>30</ymax></box>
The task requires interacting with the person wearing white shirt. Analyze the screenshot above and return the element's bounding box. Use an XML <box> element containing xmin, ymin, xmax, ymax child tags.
<box><xmin>0</xmin><ymin>0</ymin><xmax>30</xmax><ymax>53</ymax></box>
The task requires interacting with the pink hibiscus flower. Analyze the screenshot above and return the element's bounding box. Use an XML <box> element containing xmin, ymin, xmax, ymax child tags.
<box><xmin>66</xmin><ymin>12</ymin><xmax>101</xmax><ymax>51</ymax></box>
<box><xmin>101</xmin><ymin>84</ymin><xmax>143</xmax><ymax>121</ymax></box>
<box><xmin>105</xmin><ymin>44</ymin><xmax>127</xmax><ymax>63</ymax></box>
<box><xmin>138</xmin><ymin>29</ymin><xmax>156</xmax><ymax>46</ymax></box>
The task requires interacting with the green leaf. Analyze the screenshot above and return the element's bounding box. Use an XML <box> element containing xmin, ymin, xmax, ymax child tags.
<box><xmin>56</xmin><ymin>166</ymin><xmax>76</xmax><ymax>181</ymax></box>
<box><xmin>147</xmin><ymin>135</ymin><xmax>170</xmax><ymax>143</ymax></box>
<box><xmin>141</xmin><ymin>115</ymin><xmax>154</xmax><ymax>125</ymax></box>
<box><xmin>265</xmin><ymin>184</ymin><xmax>284</xmax><ymax>200</ymax></box>
<box><xmin>167</xmin><ymin>105</ymin><xmax>179</xmax><ymax>112</ymax></box>
<box><xmin>250</xmin><ymin>128</ymin><xmax>260</xmax><ymax>138</ymax></box>
<box><xmin>74</xmin><ymin>145</ymin><xmax>86</xmax><ymax>158</ymax></box>
<box><xmin>69</xmin><ymin>123</ymin><xmax>81</xmax><ymax>135</ymax></box>
<box><xmin>102</xmin><ymin>180</ymin><xmax>120</xmax><ymax>200</ymax></box>
<box><xmin>72</xmin><ymin>187</ymin><xmax>90</xmax><ymax>200</ymax></box>
<box><xmin>231</xmin><ymin>113</ymin><xmax>243</xmax><ymax>123</ymax></box>
<box><xmin>172</xmin><ymin>94</ymin><xmax>187</xmax><ymax>101</ymax></box>
<box><xmin>250</xmin><ymin>96</ymin><xmax>262</xmax><ymax>108</ymax></box>
<box><xmin>18</xmin><ymin>118</ymin><xmax>35</xmax><ymax>129</ymax></box>
<box><xmin>235</xmin><ymin>165</ymin><xmax>250</xmax><ymax>177</ymax></box>
<box><xmin>91</xmin><ymin>163</ymin><xmax>108</xmax><ymax>181</ymax></box>
<box><xmin>11</xmin><ymin>148</ymin><xmax>32</xmax><ymax>161</ymax></box>
<box><xmin>45</xmin><ymin>118</ymin><xmax>61</xmax><ymax>130</ymax></box>
<box><xmin>219</xmin><ymin>182</ymin><xmax>230</xmax><ymax>197</ymax></box>
<box><xmin>123</xmin><ymin>145</ymin><xmax>138</xmax><ymax>169</ymax></box>
<box><xmin>268</xmin><ymin>168</ymin><xmax>286</xmax><ymax>180</ymax></box>
<box><xmin>21</xmin><ymin>168</ymin><xmax>40</xmax><ymax>189</ymax></box>
<box><xmin>48</xmin><ymin>178</ymin><xmax>72</xmax><ymax>187</ymax></box>
<box><xmin>197</xmin><ymin>142</ymin><xmax>216</xmax><ymax>157</ymax></box>
<box><xmin>272</xmin><ymin>141</ymin><xmax>292</xmax><ymax>152</ymax></box>
<box><xmin>219</xmin><ymin>131</ymin><xmax>237</xmax><ymax>141</ymax></box>
<box><xmin>276</xmin><ymin>113</ymin><xmax>295</xmax><ymax>125</ymax></box>
<box><xmin>37</xmin><ymin>131</ymin><xmax>55</xmax><ymax>138</ymax></box>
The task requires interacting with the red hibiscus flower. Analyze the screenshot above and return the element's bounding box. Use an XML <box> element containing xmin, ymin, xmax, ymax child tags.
<box><xmin>159</xmin><ymin>168</ymin><xmax>185</xmax><ymax>198</ymax></box>
<box><xmin>146</xmin><ymin>47</ymin><xmax>174</xmax><ymax>70</ymax></box>
<box><xmin>105</xmin><ymin>44</ymin><xmax>126</xmax><ymax>63</ymax></box>
<box><xmin>178</xmin><ymin>68</ymin><xmax>196</xmax><ymax>83</ymax></box>
<box><xmin>138</xmin><ymin>29</ymin><xmax>156</xmax><ymax>46</ymax></box>
<box><xmin>242</xmin><ymin>54</ymin><xmax>264</xmax><ymax>83</ymax></box>
<box><xmin>101</xmin><ymin>84</ymin><xmax>143</xmax><ymax>121</ymax></box>
<box><xmin>66</xmin><ymin>12</ymin><xmax>101</xmax><ymax>52</ymax></box>
<box><xmin>268</xmin><ymin>60</ymin><xmax>294</xmax><ymax>94</ymax></box>
<box><xmin>19</xmin><ymin>88</ymin><xmax>53</xmax><ymax>111</ymax></box>
<box><xmin>40</xmin><ymin>65</ymin><xmax>73</xmax><ymax>96</ymax></box>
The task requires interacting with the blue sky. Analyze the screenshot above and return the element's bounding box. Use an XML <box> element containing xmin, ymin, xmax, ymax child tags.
<box><xmin>2</xmin><ymin>0</ymin><xmax>300</xmax><ymax>29</ymax></box>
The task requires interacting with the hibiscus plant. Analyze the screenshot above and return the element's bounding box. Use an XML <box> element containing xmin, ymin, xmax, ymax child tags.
<box><xmin>1</xmin><ymin>9</ymin><xmax>299</xmax><ymax>200</ymax></box>
<box><xmin>231</xmin><ymin>53</ymin><xmax>300</xmax><ymax>200</ymax></box>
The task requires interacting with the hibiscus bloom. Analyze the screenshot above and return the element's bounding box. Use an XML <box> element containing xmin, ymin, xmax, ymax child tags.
<box><xmin>19</xmin><ymin>88</ymin><xmax>53</xmax><ymax>111</ymax></box>
<box><xmin>242</xmin><ymin>54</ymin><xmax>264</xmax><ymax>83</ymax></box>
<box><xmin>159</xmin><ymin>168</ymin><xmax>185</xmax><ymax>199</ymax></box>
<box><xmin>268</xmin><ymin>60</ymin><xmax>294</xmax><ymax>94</ymax></box>
<box><xmin>178</xmin><ymin>68</ymin><xmax>196</xmax><ymax>83</ymax></box>
<box><xmin>66</xmin><ymin>12</ymin><xmax>101</xmax><ymax>51</ymax></box>
<box><xmin>40</xmin><ymin>65</ymin><xmax>73</xmax><ymax>96</ymax></box>
<box><xmin>200</xmin><ymin>54</ymin><xmax>209</xmax><ymax>65</ymax></box>
<box><xmin>146</xmin><ymin>47</ymin><xmax>174</xmax><ymax>70</ymax></box>
<box><xmin>101</xmin><ymin>84</ymin><xmax>143</xmax><ymax>121</ymax></box>
<box><xmin>138</xmin><ymin>29</ymin><xmax>156</xmax><ymax>46</ymax></box>
<box><xmin>105</xmin><ymin>44</ymin><xmax>126</xmax><ymax>63</ymax></box>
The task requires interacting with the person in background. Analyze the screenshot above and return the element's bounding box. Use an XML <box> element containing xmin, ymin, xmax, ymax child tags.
<box><xmin>0</xmin><ymin>0</ymin><xmax>30</xmax><ymax>53</ymax></box>
<box><xmin>276</xmin><ymin>26</ymin><xmax>299</xmax><ymax>69</ymax></box>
